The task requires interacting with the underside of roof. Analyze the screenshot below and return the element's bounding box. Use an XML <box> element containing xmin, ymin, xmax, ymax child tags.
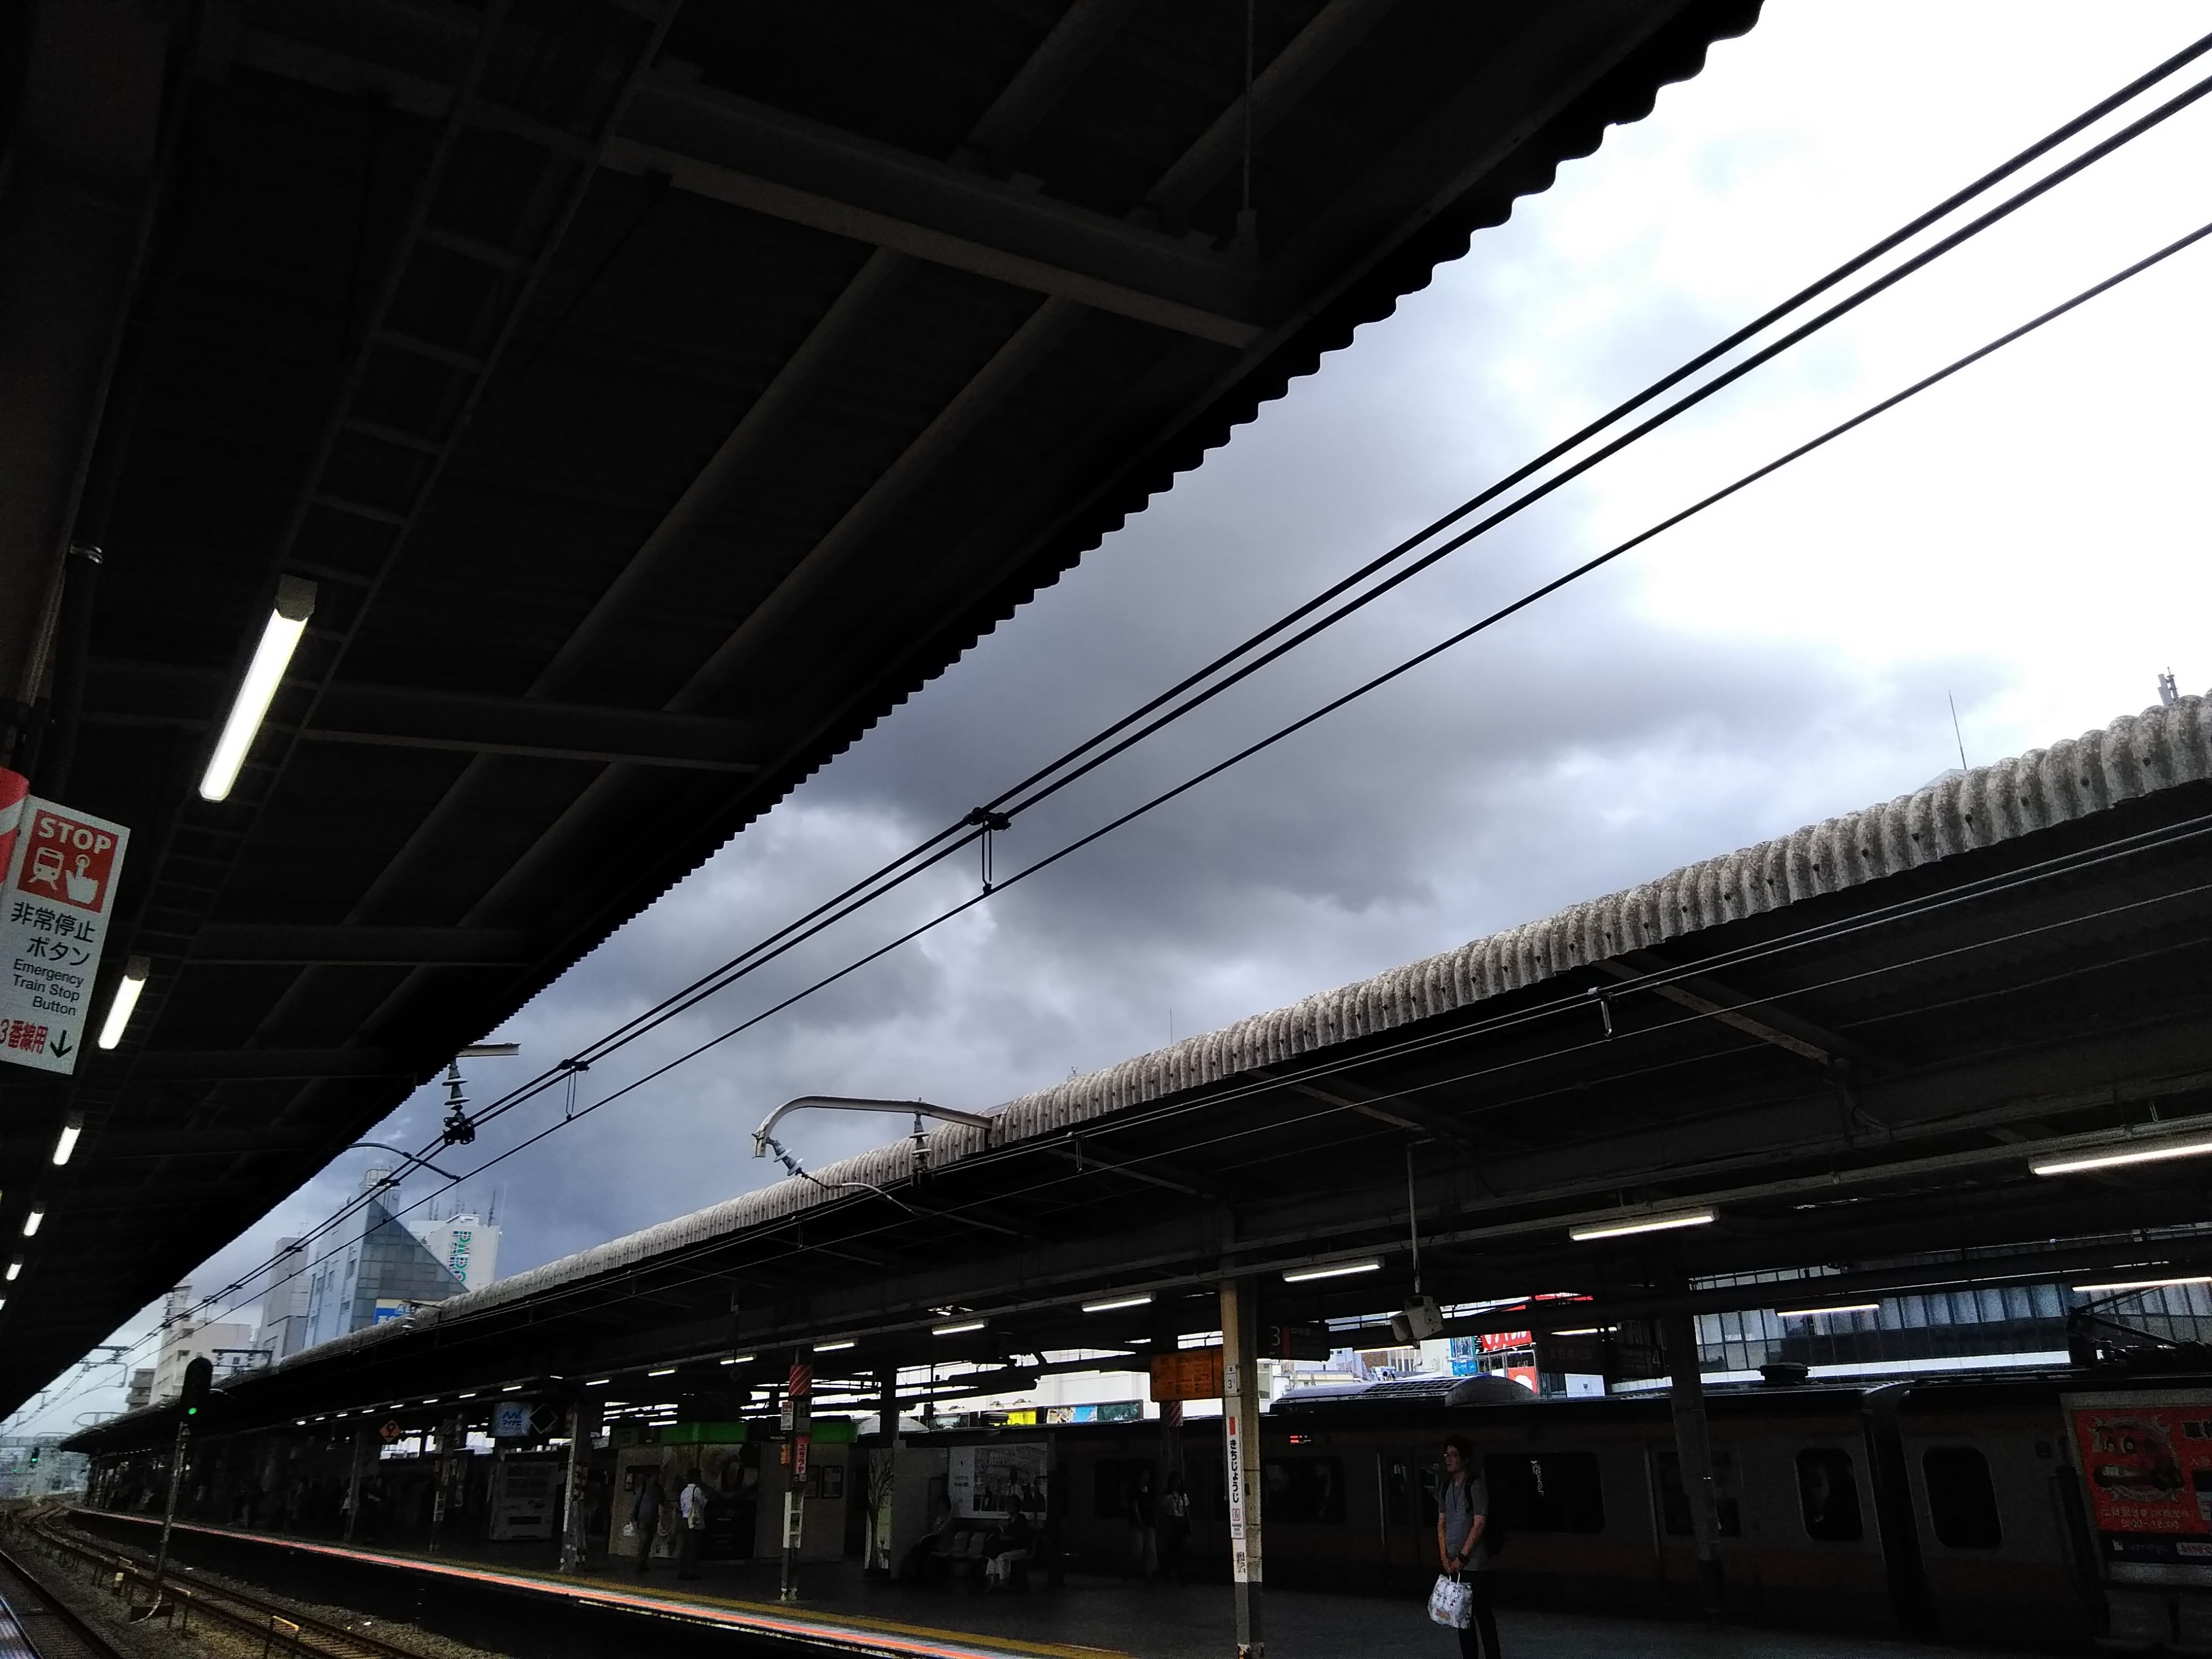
<box><xmin>0</xmin><ymin>0</ymin><xmax>1765</xmax><ymax>1418</ymax></box>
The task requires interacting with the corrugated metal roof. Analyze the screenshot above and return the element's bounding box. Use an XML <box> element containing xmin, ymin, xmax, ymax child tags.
<box><xmin>287</xmin><ymin>688</ymin><xmax>2212</xmax><ymax>1370</ymax></box>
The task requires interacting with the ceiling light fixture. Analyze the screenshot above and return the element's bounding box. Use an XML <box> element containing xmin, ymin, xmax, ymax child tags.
<box><xmin>51</xmin><ymin>1112</ymin><xmax>84</xmax><ymax>1166</ymax></box>
<box><xmin>98</xmin><ymin>956</ymin><xmax>151</xmax><ymax>1050</ymax></box>
<box><xmin>2073</xmin><ymin>1274</ymin><xmax>2212</xmax><ymax>1294</ymax></box>
<box><xmin>1282</xmin><ymin>1259</ymin><xmax>1381</xmax><ymax>1284</ymax></box>
<box><xmin>814</xmin><ymin>1339</ymin><xmax>855</xmax><ymax>1352</ymax></box>
<box><xmin>1776</xmin><ymin>1303</ymin><xmax>1881</xmax><ymax>1319</ymax></box>
<box><xmin>4</xmin><ymin>1259</ymin><xmax>19</xmax><ymax>1282</ymax></box>
<box><xmin>21</xmin><ymin>1208</ymin><xmax>43</xmax><ymax>1238</ymax></box>
<box><xmin>1569</xmin><ymin>1209</ymin><xmax>1715</xmax><ymax>1242</ymax></box>
<box><xmin>201</xmin><ymin>576</ymin><xmax>317</xmax><ymax>801</ymax></box>
<box><xmin>933</xmin><ymin>1319</ymin><xmax>986</xmax><ymax>1337</ymax></box>
<box><xmin>647</xmin><ymin>1367</ymin><xmax>676</xmax><ymax>1377</ymax></box>
<box><xmin>1082</xmin><ymin>1293</ymin><xmax>1152</xmax><ymax>1314</ymax></box>
<box><xmin>2033</xmin><ymin>1137</ymin><xmax>2212</xmax><ymax>1176</ymax></box>
<box><xmin>719</xmin><ymin>1354</ymin><xmax>754</xmax><ymax>1366</ymax></box>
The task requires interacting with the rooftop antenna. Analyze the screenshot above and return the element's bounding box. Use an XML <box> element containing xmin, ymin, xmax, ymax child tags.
<box><xmin>1947</xmin><ymin>692</ymin><xmax>1969</xmax><ymax>773</ymax></box>
<box><xmin>2159</xmin><ymin>669</ymin><xmax>2180</xmax><ymax>707</ymax></box>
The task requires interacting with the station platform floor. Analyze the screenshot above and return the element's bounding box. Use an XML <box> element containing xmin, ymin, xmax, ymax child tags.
<box><xmin>65</xmin><ymin>1509</ymin><xmax>2049</xmax><ymax>1659</ymax></box>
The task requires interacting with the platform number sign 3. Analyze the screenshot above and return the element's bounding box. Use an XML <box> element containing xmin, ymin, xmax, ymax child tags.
<box><xmin>0</xmin><ymin>785</ymin><xmax>130</xmax><ymax>1075</ymax></box>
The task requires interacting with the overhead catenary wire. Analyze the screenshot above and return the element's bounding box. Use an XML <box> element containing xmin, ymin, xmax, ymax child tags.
<box><xmin>31</xmin><ymin>32</ymin><xmax>2209</xmax><ymax>1428</ymax></box>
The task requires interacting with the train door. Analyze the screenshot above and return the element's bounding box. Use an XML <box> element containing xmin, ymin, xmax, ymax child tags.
<box><xmin>1648</xmin><ymin>1442</ymin><xmax>1741</xmax><ymax>1607</ymax></box>
<box><xmin>1376</xmin><ymin>1447</ymin><xmax>1441</xmax><ymax>1586</ymax></box>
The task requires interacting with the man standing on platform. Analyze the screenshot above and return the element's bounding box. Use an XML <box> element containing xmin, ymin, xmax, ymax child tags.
<box><xmin>677</xmin><ymin>1468</ymin><xmax>707</xmax><ymax>1580</ymax></box>
<box><xmin>632</xmin><ymin>1472</ymin><xmax>662</xmax><ymax>1576</ymax></box>
<box><xmin>1438</xmin><ymin>1436</ymin><xmax>1500</xmax><ymax>1658</ymax></box>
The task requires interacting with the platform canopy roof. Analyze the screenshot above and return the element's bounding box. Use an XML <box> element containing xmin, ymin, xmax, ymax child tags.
<box><xmin>0</xmin><ymin>0</ymin><xmax>1768</xmax><ymax>1420</ymax></box>
<box><xmin>65</xmin><ymin>692</ymin><xmax>2212</xmax><ymax>1455</ymax></box>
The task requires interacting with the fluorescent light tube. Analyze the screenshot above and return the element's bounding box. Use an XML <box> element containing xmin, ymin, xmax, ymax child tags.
<box><xmin>1569</xmin><ymin>1209</ymin><xmax>1715</xmax><ymax>1242</ymax></box>
<box><xmin>4</xmin><ymin>1259</ymin><xmax>19</xmax><ymax>1281</ymax></box>
<box><xmin>99</xmin><ymin>956</ymin><xmax>151</xmax><ymax>1050</ymax></box>
<box><xmin>200</xmin><ymin>576</ymin><xmax>316</xmax><ymax>801</ymax></box>
<box><xmin>648</xmin><ymin>1367</ymin><xmax>676</xmax><ymax>1377</ymax></box>
<box><xmin>1283</xmin><ymin>1259</ymin><xmax>1381</xmax><ymax>1284</ymax></box>
<box><xmin>2073</xmin><ymin>1275</ymin><xmax>2212</xmax><ymax>1294</ymax></box>
<box><xmin>1550</xmin><ymin>1327</ymin><xmax>1607</xmax><ymax>1336</ymax></box>
<box><xmin>1083</xmin><ymin>1293</ymin><xmax>1153</xmax><ymax>1313</ymax></box>
<box><xmin>1776</xmin><ymin>1303</ymin><xmax>1881</xmax><ymax>1319</ymax></box>
<box><xmin>719</xmin><ymin>1354</ymin><xmax>753</xmax><ymax>1366</ymax></box>
<box><xmin>51</xmin><ymin>1114</ymin><xmax>83</xmax><ymax>1166</ymax></box>
<box><xmin>814</xmin><ymin>1339</ymin><xmax>855</xmax><ymax>1352</ymax></box>
<box><xmin>933</xmin><ymin>1319</ymin><xmax>986</xmax><ymax>1336</ymax></box>
<box><xmin>2033</xmin><ymin>1137</ymin><xmax>2212</xmax><ymax>1176</ymax></box>
<box><xmin>21</xmin><ymin>1208</ymin><xmax>43</xmax><ymax>1238</ymax></box>
<box><xmin>584</xmin><ymin>1379</ymin><xmax>610</xmax><ymax>1387</ymax></box>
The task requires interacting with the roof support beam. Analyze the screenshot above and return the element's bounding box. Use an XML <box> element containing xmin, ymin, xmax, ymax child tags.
<box><xmin>232</xmin><ymin>23</ymin><xmax>1261</xmax><ymax>347</ymax></box>
<box><xmin>85</xmin><ymin>659</ymin><xmax>764</xmax><ymax>772</ymax></box>
<box><xmin>129</xmin><ymin>1049</ymin><xmax>415</xmax><ymax>1081</ymax></box>
<box><xmin>1591</xmin><ymin>951</ymin><xmax>1875</xmax><ymax>1071</ymax></box>
<box><xmin>191</xmin><ymin>925</ymin><xmax>535</xmax><ymax>967</ymax></box>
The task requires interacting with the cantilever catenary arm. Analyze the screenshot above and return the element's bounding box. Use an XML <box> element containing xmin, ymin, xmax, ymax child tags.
<box><xmin>750</xmin><ymin>1095</ymin><xmax>992</xmax><ymax>1158</ymax></box>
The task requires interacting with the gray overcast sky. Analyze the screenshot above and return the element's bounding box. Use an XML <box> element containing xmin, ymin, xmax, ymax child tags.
<box><xmin>16</xmin><ymin>1</ymin><xmax>2211</xmax><ymax>1434</ymax></box>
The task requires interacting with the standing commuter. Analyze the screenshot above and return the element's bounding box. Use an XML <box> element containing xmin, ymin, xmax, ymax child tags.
<box><xmin>632</xmin><ymin>1471</ymin><xmax>663</xmax><ymax>1576</ymax></box>
<box><xmin>1125</xmin><ymin>1468</ymin><xmax>1158</xmax><ymax>1583</ymax></box>
<box><xmin>677</xmin><ymin>1467</ymin><xmax>707</xmax><ymax>1580</ymax></box>
<box><xmin>1158</xmin><ymin>1471</ymin><xmax>1192</xmax><ymax>1583</ymax></box>
<box><xmin>1437</xmin><ymin>1437</ymin><xmax>1501</xmax><ymax>1658</ymax></box>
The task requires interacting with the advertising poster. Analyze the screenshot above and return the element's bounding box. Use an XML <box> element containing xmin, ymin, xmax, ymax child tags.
<box><xmin>2064</xmin><ymin>1388</ymin><xmax>2212</xmax><ymax>1578</ymax></box>
<box><xmin>948</xmin><ymin>1443</ymin><xmax>1047</xmax><ymax>1519</ymax></box>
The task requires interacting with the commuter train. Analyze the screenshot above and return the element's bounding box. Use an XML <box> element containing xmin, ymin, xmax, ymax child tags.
<box><xmin>993</xmin><ymin>1367</ymin><xmax>2212</xmax><ymax>1653</ymax></box>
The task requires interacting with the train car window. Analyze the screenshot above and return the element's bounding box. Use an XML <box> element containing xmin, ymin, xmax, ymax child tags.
<box><xmin>1384</xmin><ymin>1455</ymin><xmax>1414</xmax><ymax>1528</ymax></box>
<box><xmin>1795</xmin><ymin>1449</ymin><xmax>1863</xmax><ymax>1542</ymax></box>
<box><xmin>1654</xmin><ymin>1450</ymin><xmax>1742</xmax><ymax>1537</ymax></box>
<box><xmin>1092</xmin><ymin>1459</ymin><xmax>1154</xmax><ymax>1521</ymax></box>
<box><xmin>1263</xmin><ymin>1458</ymin><xmax>1347</xmax><ymax>1525</ymax></box>
<box><xmin>1483</xmin><ymin>1452</ymin><xmax>1606</xmax><ymax>1532</ymax></box>
<box><xmin>1922</xmin><ymin>1447</ymin><xmax>2002</xmax><ymax>1548</ymax></box>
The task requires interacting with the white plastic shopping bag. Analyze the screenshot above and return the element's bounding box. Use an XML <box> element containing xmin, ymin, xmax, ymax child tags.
<box><xmin>1428</xmin><ymin>1572</ymin><xmax>1473</xmax><ymax>1629</ymax></box>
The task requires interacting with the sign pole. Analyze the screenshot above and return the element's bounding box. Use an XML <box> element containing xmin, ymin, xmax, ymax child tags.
<box><xmin>780</xmin><ymin>1354</ymin><xmax>812</xmax><ymax>1603</ymax></box>
<box><xmin>143</xmin><ymin>1417</ymin><xmax>190</xmax><ymax>1616</ymax></box>
<box><xmin>343</xmin><ymin>1423</ymin><xmax>369</xmax><ymax>1542</ymax></box>
<box><xmin>1219</xmin><ymin>1277</ymin><xmax>1265</xmax><ymax>1659</ymax></box>
<box><xmin>559</xmin><ymin>1392</ymin><xmax>599</xmax><ymax>1574</ymax></box>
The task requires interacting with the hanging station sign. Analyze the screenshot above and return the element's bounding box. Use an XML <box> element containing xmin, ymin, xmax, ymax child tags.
<box><xmin>0</xmin><ymin>778</ymin><xmax>129</xmax><ymax>1075</ymax></box>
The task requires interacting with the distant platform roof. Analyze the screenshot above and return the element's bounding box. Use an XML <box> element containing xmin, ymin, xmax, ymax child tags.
<box><xmin>69</xmin><ymin>691</ymin><xmax>2212</xmax><ymax>1452</ymax></box>
<box><xmin>0</xmin><ymin>0</ymin><xmax>1763</xmax><ymax>1418</ymax></box>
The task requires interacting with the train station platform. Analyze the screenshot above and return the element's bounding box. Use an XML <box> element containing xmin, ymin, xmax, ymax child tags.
<box><xmin>64</xmin><ymin>1509</ymin><xmax>2047</xmax><ymax>1659</ymax></box>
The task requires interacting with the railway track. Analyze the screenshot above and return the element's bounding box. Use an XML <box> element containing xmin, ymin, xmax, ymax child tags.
<box><xmin>0</xmin><ymin>1535</ymin><xmax>125</xmax><ymax>1659</ymax></box>
<box><xmin>5</xmin><ymin>1513</ymin><xmax>434</xmax><ymax>1659</ymax></box>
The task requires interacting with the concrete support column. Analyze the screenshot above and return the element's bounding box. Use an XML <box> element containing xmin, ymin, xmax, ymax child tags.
<box><xmin>1219</xmin><ymin>1276</ymin><xmax>1265</xmax><ymax>1659</ymax></box>
<box><xmin>1660</xmin><ymin>1307</ymin><xmax>1725</xmax><ymax>1618</ymax></box>
<box><xmin>866</xmin><ymin>1367</ymin><xmax>897</xmax><ymax>1576</ymax></box>
<box><xmin>780</xmin><ymin>1352</ymin><xmax>812</xmax><ymax>1603</ymax></box>
<box><xmin>558</xmin><ymin>1394</ymin><xmax>599</xmax><ymax>1574</ymax></box>
<box><xmin>343</xmin><ymin>1424</ymin><xmax>370</xmax><ymax>1542</ymax></box>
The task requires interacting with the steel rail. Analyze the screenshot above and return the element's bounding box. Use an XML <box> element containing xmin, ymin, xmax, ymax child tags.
<box><xmin>0</xmin><ymin>1532</ymin><xmax>127</xmax><ymax>1659</ymax></box>
<box><xmin>18</xmin><ymin>1513</ymin><xmax>427</xmax><ymax>1659</ymax></box>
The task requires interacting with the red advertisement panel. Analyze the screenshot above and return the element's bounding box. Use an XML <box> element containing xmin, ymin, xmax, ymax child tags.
<box><xmin>2072</xmin><ymin>1403</ymin><xmax>2212</xmax><ymax>1534</ymax></box>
